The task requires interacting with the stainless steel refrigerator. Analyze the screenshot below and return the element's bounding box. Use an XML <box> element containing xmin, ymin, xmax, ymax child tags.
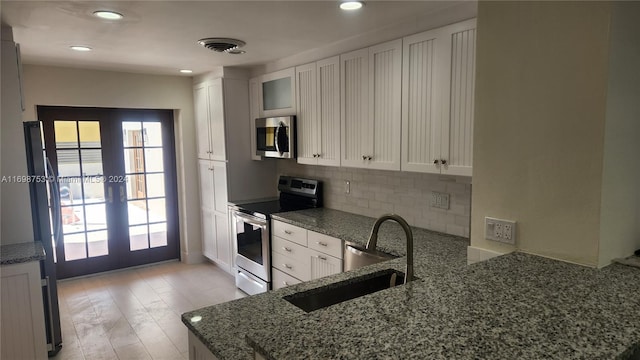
<box><xmin>24</xmin><ymin>121</ymin><xmax>63</xmax><ymax>356</ymax></box>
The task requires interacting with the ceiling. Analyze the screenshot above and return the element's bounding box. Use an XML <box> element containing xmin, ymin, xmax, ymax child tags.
<box><xmin>1</xmin><ymin>1</ymin><xmax>466</xmax><ymax>76</ymax></box>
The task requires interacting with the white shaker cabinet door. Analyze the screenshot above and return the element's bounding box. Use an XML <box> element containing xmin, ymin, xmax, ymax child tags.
<box><xmin>198</xmin><ymin>159</ymin><xmax>216</xmax><ymax>260</ymax></box>
<box><xmin>368</xmin><ymin>39</ymin><xmax>402</xmax><ymax>171</ymax></box>
<box><xmin>316</xmin><ymin>56</ymin><xmax>341</xmax><ymax>167</ymax></box>
<box><xmin>340</xmin><ymin>47</ymin><xmax>370</xmax><ymax>168</ymax></box>
<box><xmin>248</xmin><ymin>77</ymin><xmax>262</xmax><ymax>160</ymax></box>
<box><xmin>401</xmin><ymin>27</ymin><xmax>443</xmax><ymax>174</ymax></box>
<box><xmin>207</xmin><ymin>78</ymin><xmax>227</xmax><ymax>162</ymax></box>
<box><xmin>440</xmin><ymin>19</ymin><xmax>476</xmax><ymax>177</ymax></box>
<box><xmin>295</xmin><ymin>62</ymin><xmax>318</xmax><ymax>165</ymax></box>
<box><xmin>194</xmin><ymin>84</ymin><xmax>212</xmax><ymax>160</ymax></box>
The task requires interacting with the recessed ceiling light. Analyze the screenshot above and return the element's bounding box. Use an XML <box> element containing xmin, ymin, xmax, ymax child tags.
<box><xmin>340</xmin><ymin>1</ymin><xmax>363</xmax><ymax>10</ymax></box>
<box><xmin>70</xmin><ymin>46</ymin><xmax>92</xmax><ymax>52</ymax></box>
<box><xmin>93</xmin><ymin>10</ymin><xmax>124</xmax><ymax>20</ymax></box>
<box><xmin>180</xmin><ymin>69</ymin><xmax>193</xmax><ymax>74</ymax></box>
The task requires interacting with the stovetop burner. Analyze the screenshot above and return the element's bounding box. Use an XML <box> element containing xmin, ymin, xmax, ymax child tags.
<box><xmin>230</xmin><ymin>176</ymin><xmax>322</xmax><ymax>219</ymax></box>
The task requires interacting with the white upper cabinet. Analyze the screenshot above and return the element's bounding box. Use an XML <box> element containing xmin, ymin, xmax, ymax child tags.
<box><xmin>402</xmin><ymin>18</ymin><xmax>476</xmax><ymax>176</ymax></box>
<box><xmin>194</xmin><ymin>78</ymin><xmax>227</xmax><ymax>161</ymax></box>
<box><xmin>248</xmin><ymin>77</ymin><xmax>262</xmax><ymax>160</ymax></box>
<box><xmin>341</xmin><ymin>39</ymin><xmax>402</xmax><ymax>170</ymax></box>
<box><xmin>296</xmin><ymin>56</ymin><xmax>341</xmax><ymax>166</ymax></box>
<box><xmin>260</xmin><ymin>67</ymin><xmax>296</xmax><ymax>118</ymax></box>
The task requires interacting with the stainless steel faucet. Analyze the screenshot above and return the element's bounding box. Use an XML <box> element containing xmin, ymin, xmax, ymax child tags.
<box><xmin>366</xmin><ymin>214</ymin><xmax>414</xmax><ymax>284</ymax></box>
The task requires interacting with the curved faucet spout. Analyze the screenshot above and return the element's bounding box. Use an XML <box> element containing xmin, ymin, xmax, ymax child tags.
<box><xmin>366</xmin><ymin>214</ymin><xmax>414</xmax><ymax>284</ymax></box>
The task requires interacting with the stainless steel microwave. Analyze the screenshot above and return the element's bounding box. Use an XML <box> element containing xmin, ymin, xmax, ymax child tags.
<box><xmin>255</xmin><ymin>116</ymin><xmax>296</xmax><ymax>159</ymax></box>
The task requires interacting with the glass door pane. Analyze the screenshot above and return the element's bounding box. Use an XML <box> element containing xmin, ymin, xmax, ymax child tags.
<box><xmin>53</xmin><ymin>120</ymin><xmax>108</xmax><ymax>261</ymax></box>
<box><xmin>122</xmin><ymin>121</ymin><xmax>168</xmax><ymax>251</ymax></box>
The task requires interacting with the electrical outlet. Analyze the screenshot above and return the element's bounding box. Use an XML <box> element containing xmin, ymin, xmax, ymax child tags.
<box><xmin>485</xmin><ymin>217</ymin><xmax>516</xmax><ymax>244</ymax></box>
<box><xmin>430</xmin><ymin>191</ymin><xmax>450</xmax><ymax>210</ymax></box>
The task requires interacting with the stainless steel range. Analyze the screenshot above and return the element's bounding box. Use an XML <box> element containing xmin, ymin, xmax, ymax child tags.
<box><xmin>229</xmin><ymin>176</ymin><xmax>322</xmax><ymax>295</ymax></box>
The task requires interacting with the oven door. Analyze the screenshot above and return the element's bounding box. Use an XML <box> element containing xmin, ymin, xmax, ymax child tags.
<box><xmin>232</xmin><ymin>211</ymin><xmax>271</xmax><ymax>282</ymax></box>
<box><xmin>255</xmin><ymin>116</ymin><xmax>295</xmax><ymax>159</ymax></box>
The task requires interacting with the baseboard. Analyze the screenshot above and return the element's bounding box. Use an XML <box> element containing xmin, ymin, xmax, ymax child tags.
<box><xmin>467</xmin><ymin>246</ymin><xmax>510</xmax><ymax>265</ymax></box>
<box><xmin>181</xmin><ymin>250</ymin><xmax>204</xmax><ymax>264</ymax></box>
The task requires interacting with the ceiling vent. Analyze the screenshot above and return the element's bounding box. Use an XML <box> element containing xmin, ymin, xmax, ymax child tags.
<box><xmin>198</xmin><ymin>38</ymin><xmax>246</xmax><ymax>53</ymax></box>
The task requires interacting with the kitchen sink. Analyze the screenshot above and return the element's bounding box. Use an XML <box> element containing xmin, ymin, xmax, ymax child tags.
<box><xmin>283</xmin><ymin>269</ymin><xmax>406</xmax><ymax>313</ymax></box>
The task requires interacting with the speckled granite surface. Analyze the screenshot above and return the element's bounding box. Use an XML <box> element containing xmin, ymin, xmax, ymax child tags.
<box><xmin>182</xmin><ymin>208</ymin><xmax>640</xmax><ymax>360</ymax></box>
<box><xmin>0</xmin><ymin>241</ymin><xmax>46</xmax><ymax>265</ymax></box>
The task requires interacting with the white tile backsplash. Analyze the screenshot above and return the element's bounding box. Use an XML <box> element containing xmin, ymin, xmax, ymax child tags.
<box><xmin>277</xmin><ymin>162</ymin><xmax>472</xmax><ymax>238</ymax></box>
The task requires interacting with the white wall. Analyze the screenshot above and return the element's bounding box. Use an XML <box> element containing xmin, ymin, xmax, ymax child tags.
<box><xmin>471</xmin><ymin>2</ymin><xmax>612</xmax><ymax>267</ymax></box>
<box><xmin>278</xmin><ymin>162</ymin><xmax>471</xmax><ymax>238</ymax></box>
<box><xmin>598</xmin><ymin>2</ymin><xmax>640</xmax><ymax>267</ymax></box>
<box><xmin>1</xmin><ymin>26</ymin><xmax>35</xmax><ymax>245</ymax></box>
<box><xmin>251</xmin><ymin>2</ymin><xmax>477</xmax><ymax>76</ymax></box>
<box><xmin>21</xmin><ymin>64</ymin><xmax>202</xmax><ymax>263</ymax></box>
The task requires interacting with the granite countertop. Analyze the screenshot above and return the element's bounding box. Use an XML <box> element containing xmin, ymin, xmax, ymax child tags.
<box><xmin>182</xmin><ymin>208</ymin><xmax>640</xmax><ymax>360</ymax></box>
<box><xmin>0</xmin><ymin>241</ymin><xmax>46</xmax><ymax>265</ymax></box>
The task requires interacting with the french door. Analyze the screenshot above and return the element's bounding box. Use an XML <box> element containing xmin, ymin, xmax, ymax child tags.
<box><xmin>37</xmin><ymin>106</ymin><xmax>180</xmax><ymax>279</ymax></box>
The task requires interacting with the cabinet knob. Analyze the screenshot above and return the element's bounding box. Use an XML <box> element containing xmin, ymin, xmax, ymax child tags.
<box><xmin>316</xmin><ymin>241</ymin><xmax>328</xmax><ymax>247</ymax></box>
<box><xmin>367</xmin><ymin>156</ymin><xmax>373</xmax><ymax>161</ymax></box>
<box><xmin>362</xmin><ymin>155</ymin><xmax>367</xmax><ymax>160</ymax></box>
<box><xmin>441</xmin><ymin>159</ymin><xmax>447</xmax><ymax>165</ymax></box>
<box><xmin>433</xmin><ymin>159</ymin><xmax>440</xmax><ymax>165</ymax></box>
<box><xmin>284</xmin><ymin>230</ymin><xmax>292</xmax><ymax>235</ymax></box>
<box><xmin>206</xmin><ymin>150</ymin><xmax>212</xmax><ymax>154</ymax></box>
<box><xmin>208</xmin><ymin>167</ymin><xmax>213</xmax><ymax>171</ymax></box>
<box><xmin>284</xmin><ymin>264</ymin><xmax>292</xmax><ymax>269</ymax></box>
<box><xmin>283</xmin><ymin>247</ymin><xmax>292</xmax><ymax>252</ymax></box>
<box><xmin>317</xmin><ymin>153</ymin><xmax>321</xmax><ymax>158</ymax></box>
<box><xmin>317</xmin><ymin>255</ymin><xmax>327</xmax><ymax>261</ymax></box>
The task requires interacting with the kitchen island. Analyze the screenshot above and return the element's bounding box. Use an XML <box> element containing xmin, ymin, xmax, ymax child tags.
<box><xmin>182</xmin><ymin>208</ymin><xmax>640</xmax><ymax>359</ymax></box>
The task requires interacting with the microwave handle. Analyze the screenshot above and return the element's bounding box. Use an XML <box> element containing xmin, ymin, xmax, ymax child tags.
<box><xmin>274</xmin><ymin>122</ymin><xmax>282</xmax><ymax>154</ymax></box>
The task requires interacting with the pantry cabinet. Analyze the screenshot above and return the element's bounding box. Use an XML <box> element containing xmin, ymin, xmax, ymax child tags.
<box><xmin>198</xmin><ymin>159</ymin><xmax>230</xmax><ymax>269</ymax></box>
<box><xmin>194</xmin><ymin>74</ymin><xmax>277</xmax><ymax>273</ymax></box>
<box><xmin>194</xmin><ymin>79</ymin><xmax>226</xmax><ymax>162</ymax></box>
<box><xmin>401</xmin><ymin>18</ymin><xmax>476</xmax><ymax>176</ymax></box>
<box><xmin>295</xmin><ymin>56</ymin><xmax>341</xmax><ymax>166</ymax></box>
<box><xmin>341</xmin><ymin>39</ymin><xmax>402</xmax><ymax>171</ymax></box>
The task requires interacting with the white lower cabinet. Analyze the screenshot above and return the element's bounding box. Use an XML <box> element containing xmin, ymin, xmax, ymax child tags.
<box><xmin>1</xmin><ymin>261</ymin><xmax>47</xmax><ymax>360</ymax></box>
<box><xmin>188</xmin><ymin>331</ymin><xmax>219</xmax><ymax>360</ymax></box>
<box><xmin>271</xmin><ymin>220</ymin><xmax>343</xmax><ymax>288</ymax></box>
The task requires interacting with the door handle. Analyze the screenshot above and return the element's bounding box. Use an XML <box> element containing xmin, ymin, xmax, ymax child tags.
<box><xmin>316</xmin><ymin>241</ymin><xmax>328</xmax><ymax>247</ymax></box>
<box><xmin>119</xmin><ymin>184</ymin><xmax>125</xmax><ymax>203</ymax></box>
<box><xmin>107</xmin><ymin>186</ymin><xmax>114</xmax><ymax>204</ymax></box>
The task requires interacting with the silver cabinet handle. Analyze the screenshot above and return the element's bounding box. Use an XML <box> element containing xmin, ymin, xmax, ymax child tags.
<box><xmin>317</xmin><ymin>255</ymin><xmax>327</xmax><ymax>261</ymax></box>
<box><xmin>283</xmin><ymin>247</ymin><xmax>292</xmax><ymax>252</ymax></box>
<box><xmin>362</xmin><ymin>155</ymin><xmax>366</xmax><ymax>160</ymax></box>
<box><xmin>316</xmin><ymin>241</ymin><xmax>327</xmax><ymax>247</ymax></box>
<box><xmin>441</xmin><ymin>159</ymin><xmax>447</xmax><ymax>165</ymax></box>
<box><xmin>367</xmin><ymin>156</ymin><xmax>373</xmax><ymax>160</ymax></box>
<box><xmin>283</xmin><ymin>264</ymin><xmax>292</xmax><ymax>269</ymax></box>
<box><xmin>283</xmin><ymin>281</ymin><xmax>289</xmax><ymax>286</ymax></box>
<box><xmin>206</xmin><ymin>150</ymin><xmax>212</xmax><ymax>154</ymax></box>
<box><xmin>284</xmin><ymin>230</ymin><xmax>292</xmax><ymax>235</ymax></box>
<box><xmin>433</xmin><ymin>159</ymin><xmax>440</xmax><ymax>165</ymax></box>
<box><xmin>208</xmin><ymin>167</ymin><xmax>213</xmax><ymax>171</ymax></box>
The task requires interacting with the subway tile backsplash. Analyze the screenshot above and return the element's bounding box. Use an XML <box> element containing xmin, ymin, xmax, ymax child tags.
<box><xmin>277</xmin><ymin>162</ymin><xmax>471</xmax><ymax>238</ymax></box>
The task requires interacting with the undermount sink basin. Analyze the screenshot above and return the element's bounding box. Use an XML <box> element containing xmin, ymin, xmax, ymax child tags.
<box><xmin>283</xmin><ymin>269</ymin><xmax>406</xmax><ymax>313</ymax></box>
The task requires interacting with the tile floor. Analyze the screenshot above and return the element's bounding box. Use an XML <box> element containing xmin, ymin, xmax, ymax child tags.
<box><xmin>53</xmin><ymin>261</ymin><xmax>246</xmax><ymax>360</ymax></box>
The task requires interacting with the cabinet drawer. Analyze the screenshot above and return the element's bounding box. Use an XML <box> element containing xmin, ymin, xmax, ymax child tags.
<box><xmin>273</xmin><ymin>252</ymin><xmax>310</xmax><ymax>282</ymax></box>
<box><xmin>272</xmin><ymin>220</ymin><xmax>307</xmax><ymax>246</ymax></box>
<box><xmin>308</xmin><ymin>231</ymin><xmax>343</xmax><ymax>259</ymax></box>
<box><xmin>308</xmin><ymin>249</ymin><xmax>342</xmax><ymax>280</ymax></box>
<box><xmin>272</xmin><ymin>236</ymin><xmax>308</xmax><ymax>258</ymax></box>
<box><xmin>272</xmin><ymin>268</ymin><xmax>302</xmax><ymax>290</ymax></box>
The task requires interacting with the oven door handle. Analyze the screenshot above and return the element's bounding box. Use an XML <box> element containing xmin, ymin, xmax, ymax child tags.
<box><xmin>274</xmin><ymin>122</ymin><xmax>282</xmax><ymax>154</ymax></box>
<box><xmin>233</xmin><ymin>211</ymin><xmax>267</xmax><ymax>230</ymax></box>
